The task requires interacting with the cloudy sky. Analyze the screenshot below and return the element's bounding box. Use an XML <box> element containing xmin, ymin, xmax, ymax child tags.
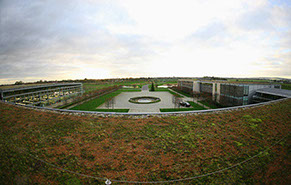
<box><xmin>0</xmin><ymin>0</ymin><xmax>290</xmax><ymax>84</ymax></box>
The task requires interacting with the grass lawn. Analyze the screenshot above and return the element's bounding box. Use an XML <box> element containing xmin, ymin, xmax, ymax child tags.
<box><xmin>83</xmin><ymin>83</ymin><xmax>142</xmax><ymax>93</ymax></box>
<box><xmin>70</xmin><ymin>89</ymin><xmax>139</xmax><ymax>111</ymax></box>
<box><xmin>120</xmin><ymin>88</ymin><xmax>141</xmax><ymax>92</ymax></box>
<box><xmin>188</xmin><ymin>101</ymin><xmax>207</xmax><ymax>109</ymax></box>
<box><xmin>83</xmin><ymin>83</ymin><xmax>115</xmax><ymax>93</ymax></box>
<box><xmin>154</xmin><ymin>88</ymin><xmax>183</xmax><ymax>97</ymax></box>
<box><xmin>170</xmin><ymin>88</ymin><xmax>192</xmax><ymax>97</ymax></box>
<box><xmin>198</xmin><ymin>100</ymin><xmax>219</xmax><ymax>109</ymax></box>
<box><xmin>156</xmin><ymin>80</ymin><xmax>178</xmax><ymax>84</ymax></box>
<box><xmin>57</xmin><ymin>102</ymin><xmax>76</xmax><ymax>109</ymax></box>
<box><xmin>281</xmin><ymin>84</ymin><xmax>291</xmax><ymax>90</ymax></box>
<box><xmin>94</xmin><ymin>109</ymin><xmax>129</xmax><ymax>112</ymax></box>
<box><xmin>154</xmin><ymin>88</ymin><xmax>169</xmax><ymax>91</ymax></box>
<box><xmin>228</xmin><ymin>79</ymin><xmax>271</xmax><ymax>83</ymax></box>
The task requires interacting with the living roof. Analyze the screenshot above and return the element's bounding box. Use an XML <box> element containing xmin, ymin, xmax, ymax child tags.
<box><xmin>178</xmin><ymin>79</ymin><xmax>276</xmax><ymax>85</ymax></box>
<box><xmin>0</xmin><ymin>83</ymin><xmax>50</xmax><ymax>90</ymax></box>
<box><xmin>0</xmin><ymin>99</ymin><xmax>290</xmax><ymax>184</ymax></box>
<box><xmin>0</xmin><ymin>83</ymin><xmax>82</xmax><ymax>92</ymax></box>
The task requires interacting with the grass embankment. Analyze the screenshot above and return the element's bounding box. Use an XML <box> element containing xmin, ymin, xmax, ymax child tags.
<box><xmin>170</xmin><ymin>87</ymin><xmax>192</xmax><ymax>97</ymax></box>
<box><xmin>120</xmin><ymin>88</ymin><xmax>141</xmax><ymax>92</ymax></box>
<box><xmin>282</xmin><ymin>84</ymin><xmax>291</xmax><ymax>90</ymax></box>
<box><xmin>57</xmin><ymin>86</ymin><xmax>120</xmax><ymax>110</ymax></box>
<box><xmin>83</xmin><ymin>81</ymin><xmax>147</xmax><ymax>93</ymax></box>
<box><xmin>0</xmin><ymin>99</ymin><xmax>290</xmax><ymax>184</ymax></box>
<box><xmin>83</xmin><ymin>83</ymin><xmax>115</xmax><ymax>93</ymax></box>
<box><xmin>198</xmin><ymin>100</ymin><xmax>219</xmax><ymax>109</ymax></box>
<box><xmin>160</xmin><ymin>101</ymin><xmax>206</xmax><ymax>112</ymax></box>
<box><xmin>94</xmin><ymin>109</ymin><xmax>129</xmax><ymax>113</ymax></box>
<box><xmin>228</xmin><ymin>79</ymin><xmax>271</xmax><ymax>83</ymax></box>
<box><xmin>69</xmin><ymin>88</ymin><xmax>140</xmax><ymax>112</ymax></box>
<box><xmin>156</xmin><ymin>80</ymin><xmax>178</xmax><ymax>86</ymax></box>
<box><xmin>154</xmin><ymin>88</ymin><xmax>183</xmax><ymax>97</ymax></box>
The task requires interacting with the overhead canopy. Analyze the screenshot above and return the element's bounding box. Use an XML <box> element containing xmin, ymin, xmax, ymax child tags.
<box><xmin>255</xmin><ymin>88</ymin><xmax>291</xmax><ymax>98</ymax></box>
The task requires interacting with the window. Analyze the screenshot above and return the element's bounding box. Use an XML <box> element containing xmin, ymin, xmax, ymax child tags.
<box><xmin>243</xmin><ymin>96</ymin><xmax>248</xmax><ymax>105</ymax></box>
<box><xmin>243</xmin><ymin>86</ymin><xmax>249</xmax><ymax>96</ymax></box>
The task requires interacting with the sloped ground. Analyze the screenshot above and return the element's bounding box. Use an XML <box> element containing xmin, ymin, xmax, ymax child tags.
<box><xmin>0</xmin><ymin>99</ymin><xmax>290</xmax><ymax>184</ymax></box>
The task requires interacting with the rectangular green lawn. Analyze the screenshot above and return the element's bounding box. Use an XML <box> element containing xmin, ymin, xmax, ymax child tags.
<box><xmin>155</xmin><ymin>88</ymin><xmax>183</xmax><ymax>97</ymax></box>
<box><xmin>69</xmin><ymin>89</ymin><xmax>139</xmax><ymax>111</ymax></box>
<box><xmin>94</xmin><ymin>109</ymin><xmax>129</xmax><ymax>112</ymax></box>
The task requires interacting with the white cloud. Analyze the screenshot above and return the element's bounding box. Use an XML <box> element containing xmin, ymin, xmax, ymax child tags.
<box><xmin>110</xmin><ymin>0</ymin><xmax>245</xmax><ymax>41</ymax></box>
<box><xmin>0</xmin><ymin>0</ymin><xmax>290</xmax><ymax>84</ymax></box>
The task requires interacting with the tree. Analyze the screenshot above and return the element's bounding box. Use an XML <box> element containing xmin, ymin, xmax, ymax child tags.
<box><xmin>14</xmin><ymin>81</ymin><xmax>23</xmax><ymax>85</ymax></box>
<box><xmin>150</xmin><ymin>82</ymin><xmax>155</xmax><ymax>91</ymax></box>
<box><xmin>106</xmin><ymin>97</ymin><xmax>115</xmax><ymax>109</ymax></box>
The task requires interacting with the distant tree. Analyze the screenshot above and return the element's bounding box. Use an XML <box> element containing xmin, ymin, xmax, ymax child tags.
<box><xmin>14</xmin><ymin>81</ymin><xmax>23</xmax><ymax>85</ymax></box>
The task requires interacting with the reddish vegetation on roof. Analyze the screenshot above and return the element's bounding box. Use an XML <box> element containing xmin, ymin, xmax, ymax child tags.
<box><xmin>0</xmin><ymin>99</ymin><xmax>290</xmax><ymax>184</ymax></box>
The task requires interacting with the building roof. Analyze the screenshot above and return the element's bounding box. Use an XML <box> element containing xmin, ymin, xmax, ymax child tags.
<box><xmin>256</xmin><ymin>88</ymin><xmax>291</xmax><ymax>98</ymax></box>
<box><xmin>178</xmin><ymin>79</ymin><xmax>275</xmax><ymax>85</ymax></box>
<box><xmin>0</xmin><ymin>83</ymin><xmax>82</xmax><ymax>92</ymax></box>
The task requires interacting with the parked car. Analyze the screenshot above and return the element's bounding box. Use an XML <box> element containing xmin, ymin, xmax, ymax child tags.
<box><xmin>179</xmin><ymin>101</ymin><xmax>190</xmax><ymax>107</ymax></box>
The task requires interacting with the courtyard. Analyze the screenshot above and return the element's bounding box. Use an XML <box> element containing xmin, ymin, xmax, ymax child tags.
<box><xmin>98</xmin><ymin>85</ymin><xmax>177</xmax><ymax>113</ymax></box>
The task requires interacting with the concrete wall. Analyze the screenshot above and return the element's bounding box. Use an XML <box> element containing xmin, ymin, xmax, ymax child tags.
<box><xmin>193</xmin><ymin>81</ymin><xmax>200</xmax><ymax>93</ymax></box>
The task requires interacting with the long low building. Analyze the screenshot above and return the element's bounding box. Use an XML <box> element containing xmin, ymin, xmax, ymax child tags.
<box><xmin>0</xmin><ymin>83</ymin><xmax>83</xmax><ymax>106</ymax></box>
<box><xmin>178</xmin><ymin>79</ymin><xmax>282</xmax><ymax>106</ymax></box>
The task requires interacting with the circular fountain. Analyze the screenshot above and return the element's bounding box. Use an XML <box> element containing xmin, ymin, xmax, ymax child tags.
<box><xmin>129</xmin><ymin>96</ymin><xmax>161</xmax><ymax>104</ymax></box>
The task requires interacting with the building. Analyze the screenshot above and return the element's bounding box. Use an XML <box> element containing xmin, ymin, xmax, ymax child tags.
<box><xmin>252</xmin><ymin>88</ymin><xmax>291</xmax><ymax>103</ymax></box>
<box><xmin>178</xmin><ymin>79</ymin><xmax>282</xmax><ymax>106</ymax></box>
<box><xmin>0</xmin><ymin>83</ymin><xmax>83</xmax><ymax>107</ymax></box>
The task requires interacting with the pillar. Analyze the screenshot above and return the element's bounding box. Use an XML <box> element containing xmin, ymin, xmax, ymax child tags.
<box><xmin>212</xmin><ymin>83</ymin><xmax>216</xmax><ymax>101</ymax></box>
<box><xmin>216</xmin><ymin>83</ymin><xmax>221</xmax><ymax>103</ymax></box>
<box><xmin>193</xmin><ymin>81</ymin><xmax>201</xmax><ymax>93</ymax></box>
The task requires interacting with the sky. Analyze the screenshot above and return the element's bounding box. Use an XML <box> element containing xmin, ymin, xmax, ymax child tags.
<box><xmin>0</xmin><ymin>0</ymin><xmax>290</xmax><ymax>84</ymax></box>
